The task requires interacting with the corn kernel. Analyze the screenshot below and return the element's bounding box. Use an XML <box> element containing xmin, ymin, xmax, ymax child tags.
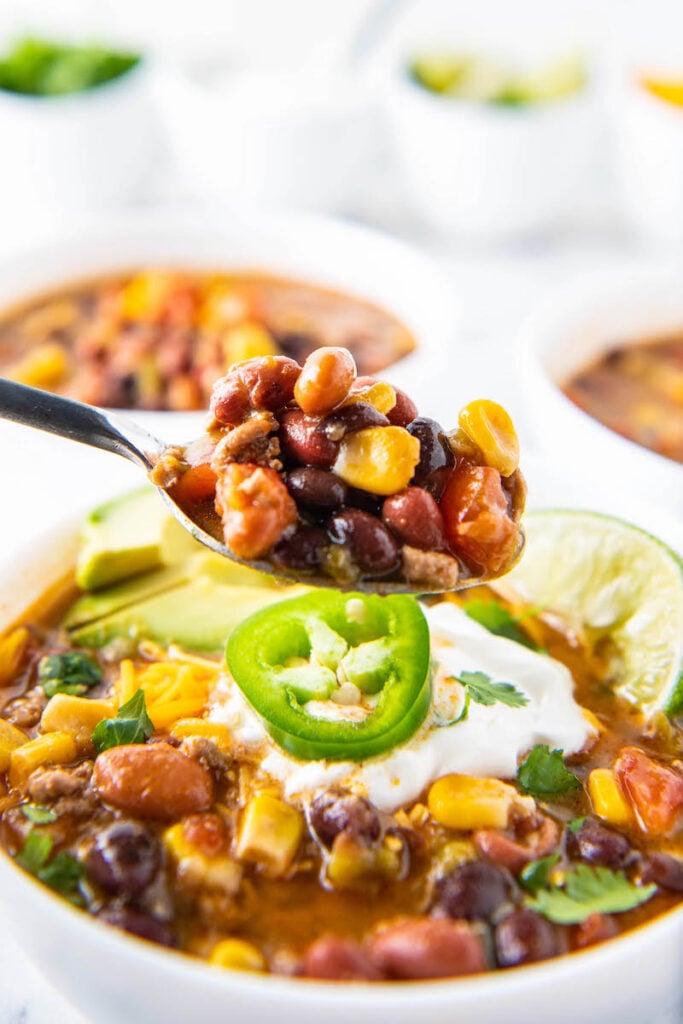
<box><xmin>198</xmin><ymin>281</ymin><xmax>251</xmax><ymax>329</ymax></box>
<box><xmin>164</xmin><ymin>823</ymin><xmax>241</xmax><ymax>893</ymax></box>
<box><xmin>7</xmin><ymin>343</ymin><xmax>69</xmax><ymax>389</ymax></box>
<box><xmin>171</xmin><ymin>719</ymin><xmax>233</xmax><ymax>752</ymax></box>
<box><xmin>334</xmin><ymin>426</ymin><xmax>420</xmax><ymax>496</ymax></box>
<box><xmin>119</xmin><ymin>271</ymin><xmax>177</xmax><ymax>322</ymax></box>
<box><xmin>458</xmin><ymin>400</ymin><xmax>519</xmax><ymax>477</ymax></box>
<box><xmin>0</xmin><ymin>627</ymin><xmax>31</xmax><ymax>687</ymax></box>
<box><xmin>344</xmin><ymin>381</ymin><xmax>397</xmax><ymax>415</ymax></box>
<box><xmin>428</xmin><ymin>774</ymin><xmax>516</xmax><ymax>830</ymax></box>
<box><xmin>434</xmin><ymin>839</ymin><xmax>477</xmax><ymax>875</ymax></box>
<box><xmin>209</xmin><ymin>938</ymin><xmax>265</xmax><ymax>972</ymax></box>
<box><xmin>222</xmin><ymin>322</ymin><xmax>277</xmax><ymax>366</ymax></box>
<box><xmin>9</xmin><ymin>732</ymin><xmax>77</xmax><ymax>788</ymax></box>
<box><xmin>0</xmin><ymin>719</ymin><xmax>29</xmax><ymax>773</ymax></box>
<box><xmin>588</xmin><ymin>769</ymin><xmax>632</xmax><ymax>827</ymax></box>
<box><xmin>236</xmin><ymin>793</ymin><xmax>303</xmax><ymax>877</ymax></box>
<box><xmin>40</xmin><ymin>695</ymin><xmax>115</xmax><ymax>749</ymax></box>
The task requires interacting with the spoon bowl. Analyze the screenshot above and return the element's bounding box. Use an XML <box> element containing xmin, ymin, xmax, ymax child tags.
<box><xmin>0</xmin><ymin>377</ymin><xmax>505</xmax><ymax>595</ymax></box>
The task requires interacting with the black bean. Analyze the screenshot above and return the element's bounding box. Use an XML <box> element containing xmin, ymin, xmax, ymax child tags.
<box><xmin>327</xmin><ymin>508</ymin><xmax>400</xmax><ymax>576</ymax></box>
<box><xmin>641</xmin><ymin>852</ymin><xmax>683</xmax><ymax>892</ymax></box>
<box><xmin>344</xmin><ymin>488</ymin><xmax>383</xmax><ymax>517</ymax></box>
<box><xmin>309</xmin><ymin>791</ymin><xmax>381</xmax><ymax>848</ymax></box>
<box><xmin>566</xmin><ymin>818</ymin><xmax>632</xmax><ymax>869</ymax></box>
<box><xmin>495</xmin><ymin>909</ymin><xmax>558</xmax><ymax>967</ymax></box>
<box><xmin>407</xmin><ymin>417</ymin><xmax>454</xmax><ymax>498</ymax></box>
<box><xmin>272</xmin><ymin>525</ymin><xmax>328</xmax><ymax>572</ymax></box>
<box><xmin>98</xmin><ymin>905</ymin><xmax>176</xmax><ymax>947</ymax></box>
<box><xmin>321</xmin><ymin>402</ymin><xmax>389</xmax><ymax>442</ymax></box>
<box><xmin>287</xmin><ymin>468</ymin><xmax>347</xmax><ymax>510</ymax></box>
<box><xmin>437</xmin><ymin>861</ymin><xmax>513</xmax><ymax>922</ymax></box>
<box><xmin>84</xmin><ymin>821</ymin><xmax>161</xmax><ymax>898</ymax></box>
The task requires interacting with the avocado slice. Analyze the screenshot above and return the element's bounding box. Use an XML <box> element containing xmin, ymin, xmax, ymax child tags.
<box><xmin>76</xmin><ymin>488</ymin><xmax>169</xmax><ymax>591</ymax></box>
<box><xmin>64</xmin><ymin>564</ymin><xmax>189</xmax><ymax>629</ymax></box>
<box><xmin>69</xmin><ymin>578</ymin><xmax>301</xmax><ymax>653</ymax></box>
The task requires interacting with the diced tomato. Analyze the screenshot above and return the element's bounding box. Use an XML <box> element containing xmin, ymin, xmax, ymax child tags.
<box><xmin>440</xmin><ymin>464</ymin><xmax>519</xmax><ymax>575</ymax></box>
<box><xmin>615</xmin><ymin>746</ymin><xmax>683</xmax><ymax>836</ymax></box>
<box><xmin>172</xmin><ymin>462</ymin><xmax>218</xmax><ymax>505</ymax></box>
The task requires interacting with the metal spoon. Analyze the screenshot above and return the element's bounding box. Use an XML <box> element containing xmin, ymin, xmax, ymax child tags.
<box><xmin>0</xmin><ymin>378</ymin><xmax>514</xmax><ymax>595</ymax></box>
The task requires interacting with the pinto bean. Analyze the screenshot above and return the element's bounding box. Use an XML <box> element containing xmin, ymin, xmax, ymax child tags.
<box><xmin>495</xmin><ymin>909</ymin><xmax>559</xmax><ymax>967</ymax></box>
<box><xmin>237</xmin><ymin>356</ymin><xmax>301</xmax><ymax>411</ymax></box>
<box><xmin>93</xmin><ymin>743</ymin><xmax>214</xmax><ymax>820</ymax></box>
<box><xmin>382</xmin><ymin>487</ymin><xmax>446</xmax><ymax>550</ymax></box>
<box><xmin>308</xmin><ymin>791</ymin><xmax>381</xmax><ymax>848</ymax></box>
<box><xmin>302</xmin><ymin>936</ymin><xmax>383</xmax><ymax>981</ymax></box>
<box><xmin>279</xmin><ymin>409</ymin><xmax>339</xmax><ymax>468</ymax></box>
<box><xmin>474</xmin><ymin>817</ymin><xmax>561</xmax><ymax>874</ymax></box>
<box><xmin>215</xmin><ymin>463</ymin><xmax>297</xmax><ymax>561</ymax></box>
<box><xmin>369</xmin><ymin>917</ymin><xmax>487</xmax><ymax>980</ymax></box>
<box><xmin>295</xmin><ymin>347</ymin><xmax>356</xmax><ymax>416</ymax></box>
<box><xmin>210</xmin><ymin>376</ymin><xmax>251</xmax><ymax>427</ymax></box>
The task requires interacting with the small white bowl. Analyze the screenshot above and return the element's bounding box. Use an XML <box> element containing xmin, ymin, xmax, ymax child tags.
<box><xmin>519</xmin><ymin>267</ymin><xmax>683</xmax><ymax>511</ymax></box>
<box><xmin>387</xmin><ymin>70</ymin><xmax>597</xmax><ymax>241</ymax></box>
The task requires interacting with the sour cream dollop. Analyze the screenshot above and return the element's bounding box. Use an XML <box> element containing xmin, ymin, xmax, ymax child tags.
<box><xmin>208</xmin><ymin>602</ymin><xmax>592</xmax><ymax>812</ymax></box>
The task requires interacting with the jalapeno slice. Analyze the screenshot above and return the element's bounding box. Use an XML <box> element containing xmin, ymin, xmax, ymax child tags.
<box><xmin>226</xmin><ymin>591</ymin><xmax>431</xmax><ymax>761</ymax></box>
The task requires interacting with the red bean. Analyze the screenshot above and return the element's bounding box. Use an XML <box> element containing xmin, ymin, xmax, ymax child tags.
<box><xmin>237</xmin><ymin>356</ymin><xmax>301</xmax><ymax>411</ymax></box>
<box><xmin>279</xmin><ymin>409</ymin><xmax>339</xmax><ymax>468</ymax></box>
<box><xmin>382</xmin><ymin>487</ymin><xmax>446</xmax><ymax>550</ymax></box>
<box><xmin>566</xmin><ymin>818</ymin><xmax>633</xmax><ymax>868</ymax></box>
<box><xmin>327</xmin><ymin>508</ymin><xmax>400</xmax><ymax>576</ymax></box>
<box><xmin>272</xmin><ymin>525</ymin><xmax>328</xmax><ymax>572</ymax></box>
<box><xmin>495</xmin><ymin>909</ymin><xmax>558</xmax><ymax>967</ymax></box>
<box><xmin>436</xmin><ymin>861</ymin><xmax>514</xmax><ymax>921</ymax></box>
<box><xmin>387</xmin><ymin>388</ymin><xmax>418</xmax><ymax>427</ymax></box>
<box><xmin>302</xmin><ymin>936</ymin><xmax>383</xmax><ymax>981</ymax></box>
<box><xmin>287</xmin><ymin>468</ymin><xmax>347</xmax><ymax>509</ymax></box>
<box><xmin>369</xmin><ymin>917</ymin><xmax>487</xmax><ymax>980</ymax></box>
<box><xmin>474</xmin><ymin>816</ymin><xmax>560</xmax><ymax>874</ymax></box>
<box><xmin>406</xmin><ymin>418</ymin><xmax>454</xmax><ymax>497</ymax></box>
<box><xmin>84</xmin><ymin>821</ymin><xmax>161</xmax><ymax>897</ymax></box>
<box><xmin>308</xmin><ymin>791</ymin><xmax>381</xmax><ymax>848</ymax></box>
<box><xmin>210</xmin><ymin>376</ymin><xmax>251</xmax><ymax>427</ymax></box>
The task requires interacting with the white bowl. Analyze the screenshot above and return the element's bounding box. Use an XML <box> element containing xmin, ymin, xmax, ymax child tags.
<box><xmin>387</xmin><ymin>71</ymin><xmax>597</xmax><ymax>240</ymax></box>
<box><xmin>519</xmin><ymin>267</ymin><xmax>683</xmax><ymax>512</ymax></box>
<box><xmin>0</xmin><ymin>468</ymin><xmax>681</xmax><ymax>1024</ymax></box>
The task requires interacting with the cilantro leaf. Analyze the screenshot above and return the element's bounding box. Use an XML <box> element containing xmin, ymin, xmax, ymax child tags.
<box><xmin>92</xmin><ymin>688</ymin><xmax>154</xmax><ymax>754</ymax></box>
<box><xmin>463</xmin><ymin>598</ymin><xmax>541</xmax><ymax>651</ymax></box>
<box><xmin>527</xmin><ymin>864</ymin><xmax>657</xmax><ymax>924</ymax></box>
<box><xmin>456</xmin><ymin>669</ymin><xmax>529</xmax><ymax>709</ymax></box>
<box><xmin>38</xmin><ymin>651</ymin><xmax>102</xmax><ymax>698</ymax></box>
<box><xmin>519</xmin><ymin>853</ymin><xmax>561</xmax><ymax>894</ymax></box>
<box><xmin>38</xmin><ymin>851</ymin><xmax>84</xmax><ymax>901</ymax></box>
<box><xmin>15</xmin><ymin>831</ymin><xmax>53</xmax><ymax>874</ymax></box>
<box><xmin>568</xmin><ymin>816</ymin><xmax>587</xmax><ymax>834</ymax></box>
<box><xmin>21</xmin><ymin>804</ymin><xmax>58</xmax><ymax>825</ymax></box>
<box><xmin>518</xmin><ymin>744</ymin><xmax>581</xmax><ymax>798</ymax></box>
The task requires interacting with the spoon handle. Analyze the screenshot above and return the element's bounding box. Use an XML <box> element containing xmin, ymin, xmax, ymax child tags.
<box><xmin>0</xmin><ymin>378</ymin><xmax>156</xmax><ymax>469</ymax></box>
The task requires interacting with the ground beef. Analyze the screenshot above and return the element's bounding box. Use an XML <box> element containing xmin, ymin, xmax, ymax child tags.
<box><xmin>3</xmin><ymin>687</ymin><xmax>47</xmax><ymax>730</ymax></box>
<box><xmin>401</xmin><ymin>545</ymin><xmax>460</xmax><ymax>590</ymax></box>
<box><xmin>212</xmin><ymin>412</ymin><xmax>281</xmax><ymax>469</ymax></box>
<box><xmin>26</xmin><ymin>761</ymin><xmax>93</xmax><ymax>803</ymax></box>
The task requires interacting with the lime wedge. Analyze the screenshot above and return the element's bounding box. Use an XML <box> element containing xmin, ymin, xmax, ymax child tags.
<box><xmin>504</xmin><ymin>510</ymin><xmax>683</xmax><ymax>717</ymax></box>
<box><xmin>506</xmin><ymin>54</ymin><xmax>586</xmax><ymax>105</ymax></box>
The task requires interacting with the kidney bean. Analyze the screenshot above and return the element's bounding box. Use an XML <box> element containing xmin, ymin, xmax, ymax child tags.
<box><xmin>495</xmin><ymin>909</ymin><xmax>558</xmax><ymax>967</ymax></box>
<box><xmin>237</xmin><ymin>356</ymin><xmax>301</xmax><ymax>411</ymax></box>
<box><xmin>287</xmin><ymin>468</ymin><xmax>347</xmax><ymax>510</ymax></box>
<box><xmin>302</xmin><ymin>936</ymin><xmax>383</xmax><ymax>981</ymax></box>
<box><xmin>572</xmin><ymin>912</ymin><xmax>619</xmax><ymax>950</ymax></box>
<box><xmin>216</xmin><ymin>463</ymin><xmax>297</xmax><ymax>561</ymax></box>
<box><xmin>327</xmin><ymin>508</ymin><xmax>400</xmax><ymax>576</ymax></box>
<box><xmin>440</xmin><ymin>464</ymin><xmax>521</xmax><ymax>575</ymax></box>
<box><xmin>272</xmin><ymin>525</ymin><xmax>328</xmax><ymax>572</ymax></box>
<box><xmin>308</xmin><ymin>790</ymin><xmax>381</xmax><ymax>848</ymax></box>
<box><xmin>321</xmin><ymin>402</ymin><xmax>389</xmax><ymax>442</ymax></box>
<box><xmin>382</xmin><ymin>487</ymin><xmax>446</xmax><ymax>550</ymax></box>
<box><xmin>98</xmin><ymin>905</ymin><xmax>176</xmax><ymax>947</ymax></box>
<box><xmin>84</xmin><ymin>821</ymin><xmax>161</xmax><ymax>898</ymax></box>
<box><xmin>566</xmin><ymin>818</ymin><xmax>633</xmax><ymax>868</ymax></box>
<box><xmin>406</xmin><ymin>418</ymin><xmax>454</xmax><ymax>497</ymax></box>
<box><xmin>279</xmin><ymin>409</ymin><xmax>339</xmax><ymax>468</ymax></box>
<box><xmin>294</xmin><ymin>347</ymin><xmax>356</xmax><ymax>416</ymax></box>
<box><xmin>387</xmin><ymin>388</ymin><xmax>419</xmax><ymax>427</ymax></box>
<box><xmin>93</xmin><ymin>742</ymin><xmax>214</xmax><ymax>821</ymax></box>
<box><xmin>209</xmin><ymin>376</ymin><xmax>251</xmax><ymax>427</ymax></box>
<box><xmin>436</xmin><ymin>861</ymin><xmax>514</xmax><ymax>922</ymax></box>
<box><xmin>369</xmin><ymin>917</ymin><xmax>487</xmax><ymax>980</ymax></box>
<box><xmin>474</xmin><ymin>816</ymin><xmax>560</xmax><ymax>874</ymax></box>
<box><xmin>640</xmin><ymin>852</ymin><xmax>683</xmax><ymax>891</ymax></box>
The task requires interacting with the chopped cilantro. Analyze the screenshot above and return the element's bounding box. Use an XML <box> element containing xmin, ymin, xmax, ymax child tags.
<box><xmin>527</xmin><ymin>864</ymin><xmax>657</xmax><ymax>924</ymax></box>
<box><xmin>92</xmin><ymin>688</ymin><xmax>154</xmax><ymax>754</ymax></box>
<box><xmin>38</xmin><ymin>651</ymin><xmax>102</xmax><ymax>698</ymax></box>
<box><xmin>21</xmin><ymin>804</ymin><xmax>58</xmax><ymax>825</ymax></box>
<box><xmin>568</xmin><ymin>816</ymin><xmax>587</xmax><ymax>834</ymax></box>
<box><xmin>463</xmin><ymin>598</ymin><xmax>541</xmax><ymax>651</ymax></box>
<box><xmin>15</xmin><ymin>831</ymin><xmax>52</xmax><ymax>874</ymax></box>
<box><xmin>454</xmin><ymin>669</ymin><xmax>529</xmax><ymax>709</ymax></box>
<box><xmin>518</xmin><ymin>745</ymin><xmax>581</xmax><ymax>798</ymax></box>
<box><xmin>519</xmin><ymin>853</ymin><xmax>561</xmax><ymax>894</ymax></box>
<box><xmin>15</xmin><ymin>831</ymin><xmax>84</xmax><ymax>902</ymax></box>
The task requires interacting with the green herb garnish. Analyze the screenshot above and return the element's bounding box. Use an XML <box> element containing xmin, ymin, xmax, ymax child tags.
<box><xmin>517</xmin><ymin>744</ymin><xmax>581</xmax><ymax>798</ymax></box>
<box><xmin>92</xmin><ymin>688</ymin><xmax>154</xmax><ymax>754</ymax></box>
<box><xmin>38</xmin><ymin>651</ymin><xmax>102</xmax><ymax>698</ymax></box>
<box><xmin>454</xmin><ymin>670</ymin><xmax>529</xmax><ymax>709</ymax></box>
<box><xmin>15</xmin><ymin>831</ymin><xmax>53</xmax><ymax>874</ymax></box>
<box><xmin>463</xmin><ymin>598</ymin><xmax>541</xmax><ymax>651</ymax></box>
<box><xmin>519</xmin><ymin>853</ymin><xmax>561</xmax><ymax>894</ymax></box>
<box><xmin>568</xmin><ymin>816</ymin><xmax>587</xmax><ymax>834</ymax></box>
<box><xmin>15</xmin><ymin>831</ymin><xmax>84</xmax><ymax>902</ymax></box>
<box><xmin>527</xmin><ymin>864</ymin><xmax>657</xmax><ymax>924</ymax></box>
<box><xmin>21</xmin><ymin>804</ymin><xmax>58</xmax><ymax>825</ymax></box>
<box><xmin>0</xmin><ymin>37</ymin><xmax>141</xmax><ymax>97</ymax></box>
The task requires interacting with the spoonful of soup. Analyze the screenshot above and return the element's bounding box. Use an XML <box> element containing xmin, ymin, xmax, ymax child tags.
<box><xmin>0</xmin><ymin>349</ymin><xmax>525</xmax><ymax>594</ymax></box>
